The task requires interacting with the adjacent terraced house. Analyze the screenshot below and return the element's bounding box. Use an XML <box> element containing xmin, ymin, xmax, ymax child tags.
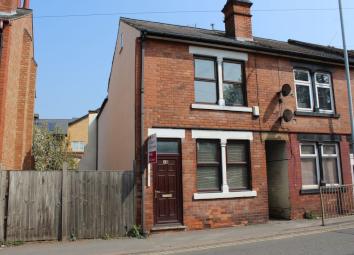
<box><xmin>97</xmin><ymin>0</ymin><xmax>354</xmax><ymax>232</ymax></box>
<box><xmin>0</xmin><ymin>0</ymin><xmax>37</xmax><ymax>170</ymax></box>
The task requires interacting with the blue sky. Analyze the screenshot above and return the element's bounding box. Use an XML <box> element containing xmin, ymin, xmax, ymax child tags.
<box><xmin>32</xmin><ymin>0</ymin><xmax>354</xmax><ymax>119</ymax></box>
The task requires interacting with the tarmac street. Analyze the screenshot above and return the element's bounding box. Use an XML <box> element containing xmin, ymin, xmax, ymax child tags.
<box><xmin>173</xmin><ymin>228</ymin><xmax>354</xmax><ymax>255</ymax></box>
<box><xmin>1</xmin><ymin>217</ymin><xmax>354</xmax><ymax>255</ymax></box>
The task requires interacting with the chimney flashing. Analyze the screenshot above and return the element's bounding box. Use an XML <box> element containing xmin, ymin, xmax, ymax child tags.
<box><xmin>0</xmin><ymin>10</ymin><xmax>16</xmax><ymax>16</ymax></box>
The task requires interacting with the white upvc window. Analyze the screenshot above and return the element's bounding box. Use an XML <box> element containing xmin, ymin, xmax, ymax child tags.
<box><xmin>300</xmin><ymin>143</ymin><xmax>320</xmax><ymax>190</ymax></box>
<box><xmin>315</xmin><ymin>72</ymin><xmax>334</xmax><ymax>113</ymax></box>
<box><xmin>294</xmin><ymin>69</ymin><xmax>335</xmax><ymax>114</ymax></box>
<box><xmin>294</xmin><ymin>69</ymin><xmax>313</xmax><ymax>112</ymax></box>
<box><xmin>321</xmin><ymin>144</ymin><xmax>341</xmax><ymax>186</ymax></box>
<box><xmin>71</xmin><ymin>141</ymin><xmax>86</xmax><ymax>152</ymax></box>
<box><xmin>300</xmin><ymin>143</ymin><xmax>342</xmax><ymax>190</ymax></box>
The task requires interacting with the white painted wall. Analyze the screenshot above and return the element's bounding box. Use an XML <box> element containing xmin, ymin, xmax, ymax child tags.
<box><xmin>79</xmin><ymin>112</ymin><xmax>98</xmax><ymax>170</ymax></box>
<box><xmin>97</xmin><ymin>22</ymin><xmax>140</xmax><ymax>170</ymax></box>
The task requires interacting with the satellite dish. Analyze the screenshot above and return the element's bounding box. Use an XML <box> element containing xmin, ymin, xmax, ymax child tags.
<box><xmin>281</xmin><ymin>84</ymin><xmax>292</xmax><ymax>97</ymax></box>
<box><xmin>283</xmin><ymin>109</ymin><xmax>294</xmax><ymax>122</ymax></box>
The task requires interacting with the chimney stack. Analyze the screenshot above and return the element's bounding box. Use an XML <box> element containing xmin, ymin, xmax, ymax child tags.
<box><xmin>222</xmin><ymin>0</ymin><xmax>253</xmax><ymax>41</ymax></box>
<box><xmin>0</xmin><ymin>0</ymin><xmax>18</xmax><ymax>14</ymax></box>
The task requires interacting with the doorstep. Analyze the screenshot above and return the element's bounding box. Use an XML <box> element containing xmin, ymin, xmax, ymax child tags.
<box><xmin>151</xmin><ymin>224</ymin><xmax>187</xmax><ymax>233</ymax></box>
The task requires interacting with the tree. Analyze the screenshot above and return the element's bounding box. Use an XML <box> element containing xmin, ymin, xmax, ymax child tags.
<box><xmin>32</xmin><ymin>124</ymin><xmax>77</xmax><ymax>170</ymax></box>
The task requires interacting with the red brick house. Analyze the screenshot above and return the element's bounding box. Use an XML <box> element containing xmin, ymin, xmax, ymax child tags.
<box><xmin>97</xmin><ymin>0</ymin><xmax>354</xmax><ymax>232</ymax></box>
<box><xmin>0</xmin><ymin>0</ymin><xmax>37</xmax><ymax>170</ymax></box>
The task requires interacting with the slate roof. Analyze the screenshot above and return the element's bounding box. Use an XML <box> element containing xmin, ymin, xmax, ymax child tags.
<box><xmin>121</xmin><ymin>17</ymin><xmax>354</xmax><ymax>65</ymax></box>
<box><xmin>35</xmin><ymin>119</ymin><xmax>75</xmax><ymax>135</ymax></box>
<box><xmin>0</xmin><ymin>8</ymin><xmax>32</xmax><ymax>20</ymax></box>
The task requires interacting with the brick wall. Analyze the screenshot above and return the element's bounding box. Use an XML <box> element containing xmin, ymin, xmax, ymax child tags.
<box><xmin>142</xmin><ymin>39</ymin><xmax>352</xmax><ymax>135</ymax></box>
<box><xmin>288</xmin><ymin>134</ymin><xmax>353</xmax><ymax>219</ymax></box>
<box><xmin>135</xmin><ymin>38</ymin><xmax>354</xmax><ymax>231</ymax></box>
<box><xmin>0</xmin><ymin>14</ymin><xmax>36</xmax><ymax>170</ymax></box>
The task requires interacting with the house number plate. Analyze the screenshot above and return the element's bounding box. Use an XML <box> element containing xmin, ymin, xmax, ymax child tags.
<box><xmin>162</xmin><ymin>194</ymin><xmax>173</xmax><ymax>198</ymax></box>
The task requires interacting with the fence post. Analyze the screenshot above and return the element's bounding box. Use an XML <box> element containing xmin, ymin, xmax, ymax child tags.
<box><xmin>61</xmin><ymin>162</ymin><xmax>68</xmax><ymax>240</ymax></box>
<box><xmin>320</xmin><ymin>187</ymin><xmax>325</xmax><ymax>226</ymax></box>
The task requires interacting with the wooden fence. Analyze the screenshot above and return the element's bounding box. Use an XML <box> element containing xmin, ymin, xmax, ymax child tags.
<box><xmin>0</xmin><ymin>170</ymin><xmax>135</xmax><ymax>242</ymax></box>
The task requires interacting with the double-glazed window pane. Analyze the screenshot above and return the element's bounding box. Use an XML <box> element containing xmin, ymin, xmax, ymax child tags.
<box><xmin>223</xmin><ymin>62</ymin><xmax>242</xmax><ymax>82</ymax></box>
<box><xmin>197</xmin><ymin>166</ymin><xmax>220</xmax><ymax>191</ymax></box>
<box><xmin>301</xmin><ymin>145</ymin><xmax>315</xmax><ymax>155</ymax></box>
<box><xmin>195</xmin><ymin>59</ymin><xmax>215</xmax><ymax>80</ymax></box>
<box><xmin>301</xmin><ymin>158</ymin><xmax>318</xmax><ymax>186</ymax></box>
<box><xmin>197</xmin><ymin>141</ymin><xmax>220</xmax><ymax>191</ymax></box>
<box><xmin>316</xmin><ymin>73</ymin><xmax>330</xmax><ymax>84</ymax></box>
<box><xmin>227</xmin><ymin>142</ymin><xmax>247</xmax><ymax>162</ymax></box>
<box><xmin>322</xmin><ymin>144</ymin><xmax>339</xmax><ymax>185</ymax></box>
<box><xmin>195</xmin><ymin>81</ymin><xmax>217</xmax><ymax>103</ymax></box>
<box><xmin>223</xmin><ymin>62</ymin><xmax>245</xmax><ymax>106</ymax></box>
<box><xmin>194</xmin><ymin>58</ymin><xmax>217</xmax><ymax>104</ymax></box>
<box><xmin>323</xmin><ymin>145</ymin><xmax>336</xmax><ymax>155</ymax></box>
<box><xmin>227</xmin><ymin>142</ymin><xmax>249</xmax><ymax>190</ymax></box>
<box><xmin>317</xmin><ymin>87</ymin><xmax>332</xmax><ymax>111</ymax></box>
<box><xmin>300</xmin><ymin>144</ymin><xmax>318</xmax><ymax>187</ymax></box>
<box><xmin>296</xmin><ymin>85</ymin><xmax>311</xmax><ymax>109</ymax></box>
<box><xmin>295</xmin><ymin>70</ymin><xmax>310</xmax><ymax>82</ymax></box>
<box><xmin>223</xmin><ymin>84</ymin><xmax>244</xmax><ymax>106</ymax></box>
<box><xmin>323</xmin><ymin>158</ymin><xmax>339</xmax><ymax>184</ymax></box>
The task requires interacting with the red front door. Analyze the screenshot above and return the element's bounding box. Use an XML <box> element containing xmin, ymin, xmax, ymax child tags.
<box><xmin>153</xmin><ymin>153</ymin><xmax>183</xmax><ymax>225</ymax></box>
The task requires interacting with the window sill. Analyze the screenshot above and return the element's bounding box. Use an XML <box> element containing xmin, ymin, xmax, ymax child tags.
<box><xmin>300</xmin><ymin>189</ymin><xmax>320</xmax><ymax>195</ymax></box>
<box><xmin>191</xmin><ymin>104</ymin><xmax>257</xmax><ymax>114</ymax></box>
<box><xmin>193</xmin><ymin>190</ymin><xmax>257</xmax><ymax>200</ymax></box>
<box><xmin>295</xmin><ymin>111</ymin><xmax>340</xmax><ymax>119</ymax></box>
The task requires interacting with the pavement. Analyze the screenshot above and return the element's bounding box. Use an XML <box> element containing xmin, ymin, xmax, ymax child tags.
<box><xmin>1</xmin><ymin>216</ymin><xmax>354</xmax><ymax>255</ymax></box>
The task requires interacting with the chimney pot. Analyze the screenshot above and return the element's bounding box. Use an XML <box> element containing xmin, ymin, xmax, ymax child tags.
<box><xmin>222</xmin><ymin>0</ymin><xmax>253</xmax><ymax>41</ymax></box>
<box><xmin>23</xmin><ymin>0</ymin><xmax>29</xmax><ymax>9</ymax></box>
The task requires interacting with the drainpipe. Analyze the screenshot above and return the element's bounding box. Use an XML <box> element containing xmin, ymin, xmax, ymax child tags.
<box><xmin>140</xmin><ymin>31</ymin><xmax>146</xmax><ymax>235</ymax></box>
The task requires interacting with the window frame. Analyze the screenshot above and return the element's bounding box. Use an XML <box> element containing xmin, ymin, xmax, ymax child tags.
<box><xmin>314</xmin><ymin>72</ymin><xmax>335</xmax><ymax>114</ymax></box>
<box><xmin>194</xmin><ymin>56</ymin><xmax>219</xmax><ymax>105</ymax></box>
<box><xmin>71</xmin><ymin>141</ymin><xmax>86</xmax><ymax>153</ymax></box>
<box><xmin>320</xmin><ymin>143</ymin><xmax>342</xmax><ymax>186</ymax></box>
<box><xmin>196</xmin><ymin>139</ymin><xmax>222</xmax><ymax>192</ymax></box>
<box><xmin>300</xmin><ymin>143</ymin><xmax>320</xmax><ymax>190</ymax></box>
<box><xmin>222</xmin><ymin>60</ymin><xmax>247</xmax><ymax>107</ymax></box>
<box><xmin>299</xmin><ymin>143</ymin><xmax>342</xmax><ymax>190</ymax></box>
<box><xmin>226</xmin><ymin>140</ymin><xmax>250</xmax><ymax>191</ymax></box>
<box><xmin>294</xmin><ymin>69</ymin><xmax>314</xmax><ymax>112</ymax></box>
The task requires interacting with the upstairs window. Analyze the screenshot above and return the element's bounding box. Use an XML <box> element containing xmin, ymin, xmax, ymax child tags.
<box><xmin>315</xmin><ymin>73</ymin><xmax>334</xmax><ymax>112</ymax></box>
<box><xmin>194</xmin><ymin>58</ymin><xmax>218</xmax><ymax>104</ymax></box>
<box><xmin>194</xmin><ymin>57</ymin><xmax>246</xmax><ymax>106</ymax></box>
<box><xmin>294</xmin><ymin>70</ymin><xmax>313</xmax><ymax>111</ymax></box>
<box><xmin>294</xmin><ymin>69</ymin><xmax>334</xmax><ymax>113</ymax></box>
<box><xmin>223</xmin><ymin>61</ymin><xmax>245</xmax><ymax>106</ymax></box>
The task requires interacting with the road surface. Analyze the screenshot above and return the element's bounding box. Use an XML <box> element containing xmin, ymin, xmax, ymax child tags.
<box><xmin>177</xmin><ymin>228</ymin><xmax>354</xmax><ymax>255</ymax></box>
